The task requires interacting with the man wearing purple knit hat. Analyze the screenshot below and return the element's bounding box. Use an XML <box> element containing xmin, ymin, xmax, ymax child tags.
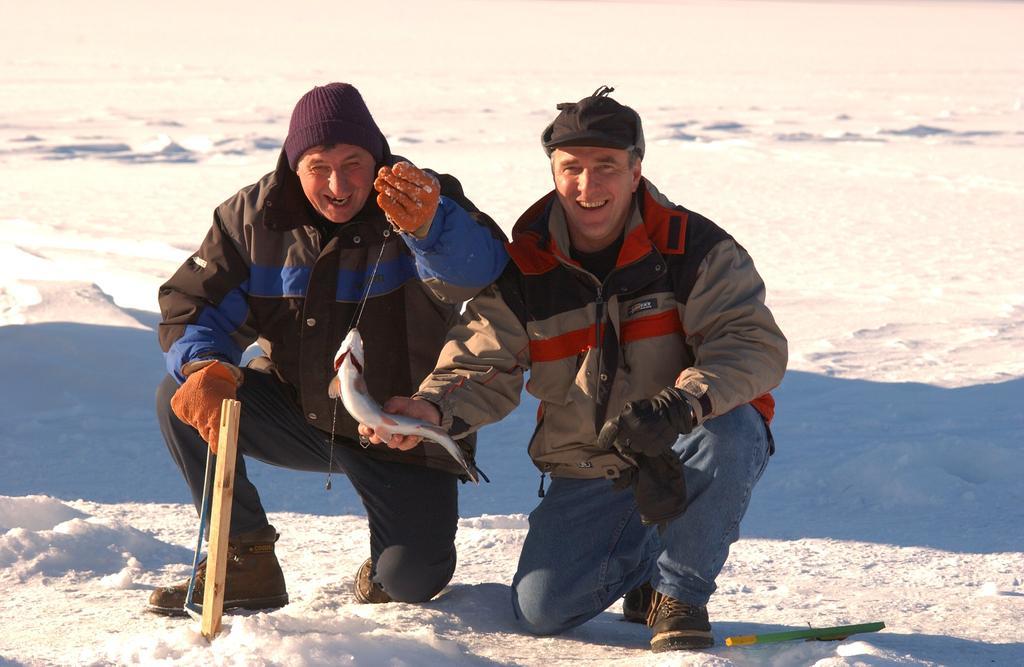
<box><xmin>147</xmin><ymin>83</ymin><xmax>508</xmax><ymax>616</ymax></box>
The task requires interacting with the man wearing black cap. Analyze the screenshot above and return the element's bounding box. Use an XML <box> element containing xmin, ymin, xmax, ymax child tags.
<box><xmin>364</xmin><ymin>87</ymin><xmax>787</xmax><ymax>652</ymax></box>
<box><xmin>147</xmin><ymin>83</ymin><xmax>508</xmax><ymax>616</ymax></box>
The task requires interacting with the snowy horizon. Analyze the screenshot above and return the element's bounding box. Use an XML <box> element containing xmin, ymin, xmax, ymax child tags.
<box><xmin>1</xmin><ymin>0</ymin><xmax>1022</xmax><ymax>665</ymax></box>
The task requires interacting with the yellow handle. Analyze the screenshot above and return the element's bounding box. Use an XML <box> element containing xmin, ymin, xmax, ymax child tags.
<box><xmin>725</xmin><ymin>635</ymin><xmax>758</xmax><ymax>646</ymax></box>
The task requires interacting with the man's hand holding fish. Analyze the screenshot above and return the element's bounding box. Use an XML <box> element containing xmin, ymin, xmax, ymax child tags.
<box><xmin>357</xmin><ymin>396</ymin><xmax>442</xmax><ymax>451</ymax></box>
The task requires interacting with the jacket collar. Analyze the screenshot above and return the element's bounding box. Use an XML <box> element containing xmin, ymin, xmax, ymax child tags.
<box><xmin>508</xmin><ymin>178</ymin><xmax>684</xmax><ymax>279</ymax></box>
<box><xmin>256</xmin><ymin>150</ymin><xmax>318</xmax><ymax>232</ymax></box>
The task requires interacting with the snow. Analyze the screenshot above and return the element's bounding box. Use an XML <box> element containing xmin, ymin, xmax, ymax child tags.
<box><xmin>1</xmin><ymin>0</ymin><xmax>1022</xmax><ymax>665</ymax></box>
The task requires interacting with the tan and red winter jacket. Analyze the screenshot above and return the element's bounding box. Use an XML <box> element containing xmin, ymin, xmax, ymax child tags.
<box><xmin>415</xmin><ymin>179</ymin><xmax>787</xmax><ymax>479</ymax></box>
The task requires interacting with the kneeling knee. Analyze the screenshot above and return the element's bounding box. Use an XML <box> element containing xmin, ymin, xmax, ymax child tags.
<box><xmin>375</xmin><ymin>545</ymin><xmax>455</xmax><ymax>603</ymax></box>
<box><xmin>514</xmin><ymin>609</ymin><xmax>564</xmax><ymax>636</ymax></box>
<box><xmin>511</xmin><ymin>577</ymin><xmax>571</xmax><ymax>636</ymax></box>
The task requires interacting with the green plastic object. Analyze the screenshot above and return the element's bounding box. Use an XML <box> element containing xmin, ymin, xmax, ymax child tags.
<box><xmin>725</xmin><ymin>621</ymin><xmax>886</xmax><ymax>646</ymax></box>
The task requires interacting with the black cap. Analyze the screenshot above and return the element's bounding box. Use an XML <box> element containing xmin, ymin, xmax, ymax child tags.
<box><xmin>541</xmin><ymin>85</ymin><xmax>645</xmax><ymax>159</ymax></box>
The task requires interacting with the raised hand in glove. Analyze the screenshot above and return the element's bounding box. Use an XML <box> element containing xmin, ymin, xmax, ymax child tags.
<box><xmin>170</xmin><ymin>360</ymin><xmax>238</xmax><ymax>452</ymax></box>
<box><xmin>597</xmin><ymin>386</ymin><xmax>696</xmax><ymax>456</ymax></box>
<box><xmin>374</xmin><ymin>161</ymin><xmax>440</xmax><ymax>236</ymax></box>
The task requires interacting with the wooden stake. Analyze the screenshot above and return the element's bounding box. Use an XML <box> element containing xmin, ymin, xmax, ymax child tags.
<box><xmin>201</xmin><ymin>398</ymin><xmax>242</xmax><ymax>640</ymax></box>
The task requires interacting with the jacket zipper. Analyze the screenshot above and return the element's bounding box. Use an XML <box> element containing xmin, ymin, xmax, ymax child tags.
<box><xmin>592</xmin><ymin>283</ymin><xmax>611</xmax><ymax>437</ymax></box>
<box><xmin>594</xmin><ymin>285</ymin><xmax>604</xmax><ymax>379</ymax></box>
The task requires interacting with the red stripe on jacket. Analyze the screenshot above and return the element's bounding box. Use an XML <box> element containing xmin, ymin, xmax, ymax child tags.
<box><xmin>529</xmin><ymin>325</ymin><xmax>602</xmax><ymax>362</ymax></box>
<box><xmin>620</xmin><ymin>310</ymin><xmax>685</xmax><ymax>343</ymax></box>
<box><xmin>530</xmin><ymin>310</ymin><xmax>683</xmax><ymax>363</ymax></box>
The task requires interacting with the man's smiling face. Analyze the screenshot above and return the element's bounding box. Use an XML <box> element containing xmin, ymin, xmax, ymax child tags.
<box><xmin>551</xmin><ymin>146</ymin><xmax>642</xmax><ymax>253</ymax></box>
<box><xmin>297</xmin><ymin>144</ymin><xmax>376</xmax><ymax>223</ymax></box>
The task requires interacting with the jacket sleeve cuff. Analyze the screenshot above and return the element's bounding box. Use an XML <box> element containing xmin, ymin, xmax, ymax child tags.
<box><xmin>413</xmin><ymin>389</ymin><xmax>455</xmax><ymax>432</ymax></box>
<box><xmin>674</xmin><ymin>377</ymin><xmax>713</xmax><ymax>424</ymax></box>
<box><xmin>181</xmin><ymin>358</ymin><xmax>244</xmax><ymax>385</ymax></box>
<box><xmin>399</xmin><ymin>199</ymin><xmax>448</xmax><ymax>245</ymax></box>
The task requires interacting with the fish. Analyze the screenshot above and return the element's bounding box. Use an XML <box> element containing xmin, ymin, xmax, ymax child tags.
<box><xmin>328</xmin><ymin>328</ymin><xmax>479</xmax><ymax>483</ymax></box>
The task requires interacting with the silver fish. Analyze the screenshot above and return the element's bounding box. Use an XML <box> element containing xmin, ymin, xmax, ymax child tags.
<box><xmin>328</xmin><ymin>328</ymin><xmax>479</xmax><ymax>483</ymax></box>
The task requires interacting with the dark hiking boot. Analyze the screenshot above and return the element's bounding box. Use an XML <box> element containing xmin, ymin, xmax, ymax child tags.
<box><xmin>146</xmin><ymin>525</ymin><xmax>288</xmax><ymax>617</ymax></box>
<box><xmin>648</xmin><ymin>591</ymin><xmax>714</xmax><ymax>652</ymax></box>
<box><xmin>622</xmin><ymin>581</ymin><xmax>654</xmax><ymax>623</ymax></box>
<box><xmin>353</xmin><ymin>558</ymin><xmax>392</xmax><ymax>604</ymax></box>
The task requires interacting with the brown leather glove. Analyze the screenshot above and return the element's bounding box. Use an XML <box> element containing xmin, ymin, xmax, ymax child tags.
<box><xmin>170</xmin><ymin>361</ymin><xmax>238</xmax><ymax>452</ymax></box>
<box><xmin>374</xmin><ymin>161</ymin><xmax>440</xmax><ymax>236</ymax></box>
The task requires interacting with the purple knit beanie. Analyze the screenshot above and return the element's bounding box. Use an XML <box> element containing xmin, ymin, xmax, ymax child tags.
<box><xmin>284</xmin><ymin>83</ymin><xmax>385</xmax><ymax>170</ymax></box>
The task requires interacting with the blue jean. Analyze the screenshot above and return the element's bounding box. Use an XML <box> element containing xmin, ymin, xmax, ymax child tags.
<box><xmin>512</xmin><ymin>403</ymin><xmax>771</xmax><ymax>635</ymax></box>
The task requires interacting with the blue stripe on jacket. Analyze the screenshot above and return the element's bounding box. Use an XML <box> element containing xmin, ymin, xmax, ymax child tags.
<box><xmin>249</xmin><ymin>265</ymin><xmax>311</xmax><ymax>298</ymax></box>
<box><xmin>246</xmin><ymin>260</ymin><xmax>419</xmax><ymax>302</ymax></box>
<box><xmin>165</xmin><ymin>286</ymin><xmax>250</xmax><ymax>382</ymax></box>
<box><xmin>336</xmin><ymin>256</ymin><xmax>418</xmax><ymax>302</ymax></box>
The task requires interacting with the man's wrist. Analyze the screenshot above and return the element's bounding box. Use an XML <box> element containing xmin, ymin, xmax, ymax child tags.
<box><xmin>412</xmin><ymin>391</ymin><xmax>452</xmax><ymax>430</ymax></box>
<box><xmin>661</xmin><ymin>386</ymin><xmax>696</xmax><ymax>433</ymax></box>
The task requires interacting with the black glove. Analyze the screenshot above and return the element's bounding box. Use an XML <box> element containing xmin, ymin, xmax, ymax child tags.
<box><xmin>597</xmin><ymin>386</ymin><xmax>696</xmax><ymax>456</ymax></box>
<box><xmin>612</xmin><ymin>451</ymin><xmax>687</xmax><ymax>527</ymax></box>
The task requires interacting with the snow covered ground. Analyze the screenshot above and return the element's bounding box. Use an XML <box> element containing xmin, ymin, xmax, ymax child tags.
<box><xmin>1</xmin><ymin>0</ymin><xmax>1022</xmax><ymax>664</ymax></box>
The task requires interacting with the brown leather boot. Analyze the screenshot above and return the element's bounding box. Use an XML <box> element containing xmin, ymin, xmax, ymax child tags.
<box><xmin>352</xmin><ymin>558</ymin><xmax>391</xmax><ymax>604</ymax></box>
<box><xmin>147</xmin><ymin>525</ymin><xmax>288</xmax><ymax>617</ymax></box>
<box><xmin>648</xmin><ymin>591</ymin><xmax>714</xmax><ymax>652</ymax></box>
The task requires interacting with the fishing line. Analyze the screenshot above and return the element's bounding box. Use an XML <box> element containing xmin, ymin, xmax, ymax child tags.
<box><xmin>326</xmin><ymin>226</ymin><xmax>391</xmax><ymax>490</ymax></box>
<box><xmin>326</xmin><ymin>400</ymin><xmax>337</xmax><ymax>491</ymax></box>
<box><xmin>350</xmin><ymin>228</ymin><xmax>390</xmax><ymax>332</ymax></box>
<box><xmin>184</xmin><ymin>447</ymin><xmax>214</xmax><ymax>618</ymax></box>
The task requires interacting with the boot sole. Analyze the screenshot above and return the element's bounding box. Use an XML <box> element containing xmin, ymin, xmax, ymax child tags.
<box><xmin>146</xmin><ymin>593</ymin><xmax>289</xmax><ymax>618</ymax></box>
<box><xmin>651</xmin><ymin>629</ymin><xmax>714</xmax><ymax>652</ymax></box>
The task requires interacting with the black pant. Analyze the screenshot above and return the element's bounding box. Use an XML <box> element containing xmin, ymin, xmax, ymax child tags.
<box><xmin>156</xmin><ymin>368</ymin><xmax>459</xmax><ymax>602</ymax></box>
